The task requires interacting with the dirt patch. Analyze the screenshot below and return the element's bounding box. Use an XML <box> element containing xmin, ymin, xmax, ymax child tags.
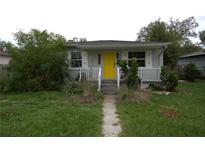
<box><xmin>78</xmin><ymin>91</ymin><xmax>95</xmax><ymax>104</ymax></box>
<box><xmin>175</xmin><ymin>88</ymin><xmax>192</xmax><ymax>95</ymax></box>
<box><xmin>117</xmin><ymin>86</ymin><xmax>150</xmax><ymax>104</ymax></box>
<box><xmin>159</xmin><ymin>105</ymin><xmax>177</xmax><ymax>119</ymax></box>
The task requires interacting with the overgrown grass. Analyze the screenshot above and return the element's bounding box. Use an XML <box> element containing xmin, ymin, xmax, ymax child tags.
<box><xmin>117</xmin><ymin>81</ymin><xmax>205</xmax><ymax>136</ymax></box>
<box><xmin>0</xmin><ymin>91</ymin><xmax>103</xmax><ymax>136</ymax></box>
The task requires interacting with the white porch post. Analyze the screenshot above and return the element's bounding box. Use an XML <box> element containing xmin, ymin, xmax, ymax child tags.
<box><xmin>82</xmin><ymin>51</ymin><xmax>88</xmax><ymax>68</ymax></box>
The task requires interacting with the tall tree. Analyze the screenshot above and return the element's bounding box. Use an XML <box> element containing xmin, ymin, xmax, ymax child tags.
<box><xmin>0</xmin><ymin>39</ymin><xmax>16</xmax><ymax>53</ymax></box>
<box><xmin>137</xmin><ymin>17</ymin><xmax>199</xmax><ymax>66</ymax></box>
<box><xmin>199</xmin><ymin>30</ymin><xmax>205</xmax><ymax>46</ymax></box>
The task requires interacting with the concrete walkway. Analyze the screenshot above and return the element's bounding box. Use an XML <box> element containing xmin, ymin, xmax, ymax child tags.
<box><xmin>102</xmin><ymin>95</ymin><xmax>122</xmax><ymax>137</ymax></box>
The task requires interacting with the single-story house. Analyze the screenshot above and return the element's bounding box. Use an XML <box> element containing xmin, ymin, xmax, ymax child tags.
<box><xmin>67</xmin><ymin>40</ymin><xmax>170</xmax><ymax>91</ymax></box>
<box><xmin>0</xmin><ymin>49</ymin><xmax>11</xmax><ymax>65</ymax></box>
<box><xmin>178</xmin><ymin>51</ymin><xmax>205</xmax><ymax>76</ymax></box>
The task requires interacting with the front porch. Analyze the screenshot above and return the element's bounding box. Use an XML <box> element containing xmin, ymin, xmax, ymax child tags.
<box><xmin>70</xmin><ymin>67</ymin><xmax>161</xmax><ymax>91</ymax></box>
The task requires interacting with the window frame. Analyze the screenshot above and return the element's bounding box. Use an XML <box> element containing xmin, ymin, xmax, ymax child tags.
<box><xmin>71</xmin><ymin>50</ymin><xmax>82</xmax><ymax>68</ymax></box>
<box><xmin>128</xmin><ymin>51</ymin><xmax>146</xmax><ymax>67</ymax></box>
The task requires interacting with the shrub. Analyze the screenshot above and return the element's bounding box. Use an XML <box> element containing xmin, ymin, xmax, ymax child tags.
<box><xmin>119</xmin><ymin>59</ymin><xmax>141</xmax><ymax>90</ymax></box>
<box><xmin>184</xmin><ymin>62</ymin><xmax>200</xmax><ymax>82</ymax></box>
<box><xmin>117</xmin><ymin>85</ymin><xmax>150</xmax><ymax>103</ymax></box>
<box><xmin>159</xmin><ymin>66</ymin><xmax>178</xmax><ymax>91</ymax></box>
<box><xmin>3</xmin><ymin>29</ymin><xmax>69</xmax><ymax>92</ymax></box>
<box><xmin>64</xmin><ymin>81</ymin><xmax>103</xmax><ymax>103</ymax></box>
<box><xmin>64</xmin><ymin>80</ymin><xmax>83</xmax><ymax>96</ymax></box>
<box><xmin>127</xmin><ymin>59</ymin><xmax>141</xmax><ymax>89</ymax></box>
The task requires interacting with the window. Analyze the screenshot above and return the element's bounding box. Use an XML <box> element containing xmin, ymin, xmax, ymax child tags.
<box><xmin>98</xmin><ymin>54</ymin><xmax>101</xmax><ymax>64</ymax></box>
<box><xmin>128</xmin><ymin>52</ymin><xmax>145</xmax><ymax>67</ymax></box>
<box><xmin>71</xmin><ymin>51</ymin><xmax>82</xmax><ymax>67</ymax></box>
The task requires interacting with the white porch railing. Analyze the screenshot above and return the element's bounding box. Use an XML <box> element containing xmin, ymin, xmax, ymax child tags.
<box><xmin>98</xmin><ymin>67</ymin><xmax>102</xmax><ymax>91</ymax></box>
<box><xmin>70</xmin><ymin>67</ymin><xmax>102</xmax><ymax>91</ymax></box>
<box><xmin>70</xmin><ymin>67</ymin><xmax>100</xmax><ymax>81</ymax></box>
<box><xmin>138</xmin><ymin>67</ymin><xmax>161</xmax><ymax>82</ymax></box>
<box><xmin>117</xmin><ymin>67</ymin><xmax>121</xmax><ymax>90</ymax></box>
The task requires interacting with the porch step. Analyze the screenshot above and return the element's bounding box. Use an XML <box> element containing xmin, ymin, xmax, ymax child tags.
<box><xmin>101</xmin><ymin>80</ymin><xmax>117</xmax><ymax>95</ymax></box>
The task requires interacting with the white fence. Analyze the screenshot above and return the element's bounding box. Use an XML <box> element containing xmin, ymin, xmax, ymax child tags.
<box><xmin>70</xmin><ymin>67</ymin><xmax>100</xmax><ymax>81</ymax></box>
<box><xmin>138</xmin><ymin>67</ymin><xmax>161</xmax><ymax>82</ymax></box>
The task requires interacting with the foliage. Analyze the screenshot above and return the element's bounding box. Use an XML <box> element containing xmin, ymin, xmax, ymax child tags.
<box><xmin>137</xmin><ymin>17</ymin><xmax>199</xmax><ymax>66</ymax></box>
<box><xmin>119</xmin><ymin>60</ymin><xmax>129</xmax><ymax>75</ymax></box>
<box><xmin>0</xmin><ymin>39</ymin><xmax>16</xmax><ymax>54</ymax></box>
<box><xmin>63</xmin><ymin>81</ymin><xmax>103</xmax><ymax>102</ymax></box>
<box><xmin>127</xmin><ymin>59</ymin><xmax>141</xmax><ymax>89</ymax></box>
<box><xmin>184</xmin><ymin>62</ymin><xmax>201</xmax><ymax>81</ymax></box>
<box><xmin>2</xmin><ymin>29</ymin><xmax>69</xmax><ymax>92</ymax></box>
<box><xmin>64</xmin><ymin>80</ymin><xmax>84</xmax><ymax>96</ymax></box>
<box><xmin>119</xmin><ymin>59</ymin><xmax>141</xmax><ymax>89</ymax></box>
<box><xmin>117</xmin><ymin>81</ymin><xmax>205</xmax><ymax>136</ymax></box>
<box><xmin>160</xmin><ymin>66</ymin><xmax>179</xmax><ymax>91</ymax></box>
<box><xmin>117</xmin><ymin>85</ymin><xmax>150</xmax><ymax>103</ymax></box>
<box><xmin>199</xmin><ymin>30</ymin><xmax>205</xmax><ymax>46</ymax></box>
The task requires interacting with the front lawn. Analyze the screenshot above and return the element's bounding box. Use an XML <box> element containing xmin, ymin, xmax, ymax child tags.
<box><xmin>0</xmin><ymin>91</ymin><xmax>102</xmax><ymax>136</ymax></box>
<box><xmin>117</xmin><ymin>81</ymin><xmax>205</xmax><ymax>136</ymax></box>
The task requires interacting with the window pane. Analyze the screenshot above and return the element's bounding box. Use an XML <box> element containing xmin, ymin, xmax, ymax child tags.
<box><xmin>128</xmin><ymin>60</ymin><xmax>145</xmax><ymax>67</ymax></box>
<box><xmin>136</xmin><ymin>52</ymin><xmax>145</xmax><ymax>58</ymax></box>
<box><xmin>128</xmin><ymin>52</ymin><xmax>145</xmax><ymax>59</ymax></box>
<box><xmin>98</xmin><ymin>54</ymin><xmax>101</xmax><ymax>64</ymax></box>
<box><xmin>71</xmin><ymin>60</ymin><xmax>82</xmax><ymax>67</ymax></box>
<box><xmin>137</xmin><ymin>60</ymin><xmax>145</xmax><ymax>67</ymax></box>
<box><xmin>128</xmin><ymin>52</ymin><xmax>136</xmax><ymax>59</ymax></box>
<box><xmin>71</xmin><ymin>51</ymin><xmax>82</xmax><ymax>59</ymax></box>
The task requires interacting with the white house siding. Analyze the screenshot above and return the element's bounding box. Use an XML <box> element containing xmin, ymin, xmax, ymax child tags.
<box><xmin>145</xmin><ymin>50</ymin><xmax>152</xmax><ymax>67</ymax></box>
<box><xmin>82</xmin><ymin>51</ymin><xmax>88</xmax><ymax>68</ymax></box>
<box><xmin>0</xmin><ymin>55</ymin><xmax>11</xmax><ymax>65</ymax></box>
<box><xmin>87</xmin><ymin>51</ymin><xmax>101</xmax><ymax>68</ymax></box>
<box><xmin>152</xmin><ymin>50</ymin><xmax>162</xmax><ymax>68</ymax></box>
<box><xmin>178</xmin><ymin>55</ymin><xmax>205</xmax><ymax>75</ymax></box>
<box><xmin>121</xmin><ymin>51</ymin><xmax>128</xmax><ymax>60</ymax></box>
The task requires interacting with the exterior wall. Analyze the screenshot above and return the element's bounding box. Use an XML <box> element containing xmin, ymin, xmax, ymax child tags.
<box><xmin>82</xmin><ymin>51</ymin><xmax>88</xmax><ymax>68</ymax></box>
<box><xmin>145</xmin><ymin>50</ymin><xmax>152</xmax><ymax>67</ymax></box>
<box><xmin>87</xmin><ymin>51</ymin><xmax>101</xmax><ymax>68</ymax></box>
<box><xmin>68</xmin><ymin>49</ymin><xmax>162</xmax><ymax>69</ymax></box>
<box><xmin>0</xmin><ymin>55</ymin><xmax>11</xmax><ymax>65</ymax></box>
<box><xmin>178</xmin><ymin>55</ymin><xmax>205</xmax><ymax>75</ymax></box>
<box><xmin>152</xmin><ymin>49</ymin><xmax>162</xmax><ymax>68</ymax></box>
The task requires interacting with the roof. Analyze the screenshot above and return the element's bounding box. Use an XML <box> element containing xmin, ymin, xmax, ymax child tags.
<box><xmin>68</xmin><ymin>40</ymin><xmax>171</xmax><ymax>50</ymax></box>
<box><xmin>179</xmin><ymin>51</ymin><xmax>205</xmax><ymax>59</ymax></box>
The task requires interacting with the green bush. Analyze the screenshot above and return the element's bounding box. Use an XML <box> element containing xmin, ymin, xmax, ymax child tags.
<box><xmin>64</xmin><ymin>81</ymin><xmax>83</xmax><ymax>96</ymax></box>
<box><xmin>127</xmin><ymin>59</ymin><xmax>141</xmax><ymax>89</ymax></box>
<box><xmin>2</xmin><ymin>29</ymin><xmax>69</xmax><ymax>92</ymax></box>
<box><xmin>160</xmin><ymin>66</ymin><xmax>178</xmax><ymax>91</ymax></box>
<box><xmin>119</xmin><ymin>59</ymin><xmax>141</xmax><ymax>90</ymax></box>
<box><xmin>184</xmin><ymin>62</ymin><xmax>200</xmax><ymax>82</ymax></box>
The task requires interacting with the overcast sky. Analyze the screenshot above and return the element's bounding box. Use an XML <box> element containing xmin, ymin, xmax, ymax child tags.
<box><xmin>0</xmin><ymin>0</ymin><xmax>205</xmax><ymax>43</ymax></box>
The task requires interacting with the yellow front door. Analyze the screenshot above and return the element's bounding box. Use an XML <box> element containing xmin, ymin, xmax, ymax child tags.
<box><xmin>103</xmin><ymin>52</ymin><xmax>116</xmax><ymax>79</ymax></box>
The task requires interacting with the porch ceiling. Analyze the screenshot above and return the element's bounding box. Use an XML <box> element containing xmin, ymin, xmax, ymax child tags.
<box><xmin>68</xmin><ymin>40</ymin><xmax>171</xmax><ymax>51</ymax></box>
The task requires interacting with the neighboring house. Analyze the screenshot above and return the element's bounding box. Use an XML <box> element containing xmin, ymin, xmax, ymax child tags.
<box><xmin>178</xmin><ymin>51</ymin><xmax>205</xmax><ymax>76</ymax></box>
<box><xmin>0</xmin><ymin>49</ymin><xmax>11</xmax><ymax>65</ymax></box>
<box><xmin>68</xmin><ymin>40</ymin><xmax>170</xmax><ymax>91</ymax></box>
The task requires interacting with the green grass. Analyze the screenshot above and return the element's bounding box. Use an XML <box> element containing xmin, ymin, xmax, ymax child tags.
<box><xmin>117</xmin><ymin>81</ymin><xmax>205</xmax><ymax>136</ymax></box>
<box><xmin>0</xmin><ymin>91</ymin><xmax>102</xmax><ymax>136</ymax></box>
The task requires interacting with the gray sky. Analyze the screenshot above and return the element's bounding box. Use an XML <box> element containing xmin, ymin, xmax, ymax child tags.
<box><xmin>0</xmin><ymin>0</ymin><xmax>205</xmax><ymax>43</ymax></box>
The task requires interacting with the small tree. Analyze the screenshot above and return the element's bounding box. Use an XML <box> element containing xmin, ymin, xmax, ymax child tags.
<box><xmin>127</xmin><ymin>59</ymin><xmax>141</xmax><ymax>89</ymax></box>
<box><xmin>119</xmin><ymin>59</ymin><xmax>140</xmax><ymax>89</ymax></box>
<box><xmin>184</xmin><ymin>62</ymin><xmax>200</xmax><ymax>82</ymax></box>
<box><xmin>160</xmin><ymin>66</ymin><xmax>178</xmax><ymax>91</ymax></box>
